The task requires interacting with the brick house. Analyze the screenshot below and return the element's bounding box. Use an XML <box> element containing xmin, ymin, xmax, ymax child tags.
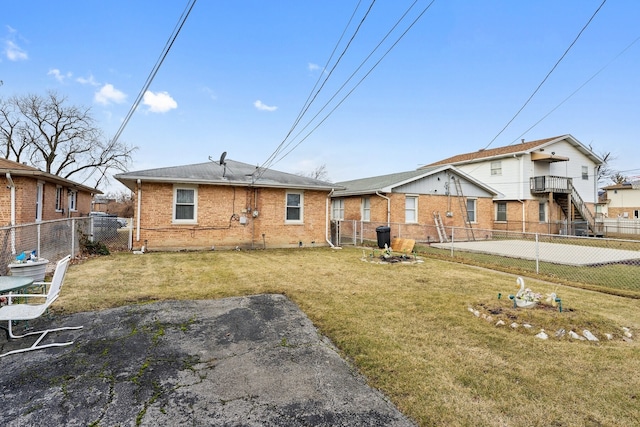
<box><xmin>1</xmin><ymin>158</ymin><xmax>99</xmax><ymax>226</ymax></box>
<box><xmin>601</xmin><ymin>182</ymin><xmax>640</xmax><ymax>219</ymax></box>
<box><xmin>114</xmin><ymin>159</ymin><xmax>342</xmax><ymax>251</ymax></box>
<box><xmin>332</xmin><ymin>165</ymin><xmax>499</xmax><ymax>243</ymax></box>
<box><xmin>423</xmin><ymin>135</ymin><xmax>603</xmax><ymax>235</ymax></box>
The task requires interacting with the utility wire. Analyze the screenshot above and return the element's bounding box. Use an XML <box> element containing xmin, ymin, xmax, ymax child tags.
<box><xmin>110</xmin><ymin>0</ymin><xmax>197</xmax><ymax>147</ymax></box>
<box><xmin>271</xmin><ymin>0</ymin><xmax>436</xmax><ymax>167</ymax></box>
<box><xmin>511</xmin><ymin>34</ymin><xmax>640</xmax><ymax>144</ymax></box>
<box><xmin>257</xmin><ymin>0</ymin><xmax>435</xmax><ymax>179</ymax></box>
<box><xmin>259</xmin><ymin>0</ymin><xmax>367</xmax><ymax>173</ymax></box>
<box><xmin>483</xmin><ymin>0</ymin><xmax>607</xmax><ymax>150</ymax></box>
<box><xmin>259</xmin><ymin>1</ymin><xmax>376</xmax><ymax>176</ymax></box>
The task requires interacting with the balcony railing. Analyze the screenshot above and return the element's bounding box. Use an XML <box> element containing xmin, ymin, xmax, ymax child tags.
<box><xmin>530</xmin><ymin>176</ymin><xmax>572</xmax><ymax>194</ymax></box>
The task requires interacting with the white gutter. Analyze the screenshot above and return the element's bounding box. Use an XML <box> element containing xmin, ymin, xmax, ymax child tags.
<box><xmin>325</xmin><ymin>189</ymin><xmax>335</xmax><ymax>247</ymax></box>
<box><xmin>515</xmin><ymin>154</ymin><xmax>526</xmax><ymax>233</ymax></box>
<box><xmin>376</xmin><ymin>191</ymin><xmax>391</xmax><ymax>226</ymax></box>
<box><xmin>136</xmin><ymin>179</ymin><xmax>142</xmax><ymax>243</ymax></box>
<box><xmin>6</xmin><ymin>173</ymin><xmax>16</xmax><ymax>254</ymax></box>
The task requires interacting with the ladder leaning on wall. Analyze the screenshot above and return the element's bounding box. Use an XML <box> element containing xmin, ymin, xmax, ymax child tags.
<box><xmin>433</xmin><ymin>211</ymin><xmax>448</xmax><ymax>243</ymax></box>
<box><xmin>452</xmin><ymin>176</ymin><xmax>475</xmax><ymax>241</ymax></box>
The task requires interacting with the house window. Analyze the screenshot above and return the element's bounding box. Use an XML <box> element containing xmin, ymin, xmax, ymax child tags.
<box><xmin>405</xmin><ymin>196</ymin><xmax>418</xmax><ymax>223</ymax></box>
<box><xmin>582</xmin><ymin>166</ymin><xmax>589</xmax><ymax>180</ymax></box>
<box><xmin>69</xmin><ymin>190</ymin><xmax>77</xmax><ymax>212</ymax></box>
<box><xmin>36</xmin><ymin>181</ymin><xmax>44</xmax><ymax>222</ymax></box>
<box><xmin>55</xmin><ymin>186</ymin><xmax>64</xmax><ymax>211</ymax></box>
<box><xmin>496</xmin><ymin>202</ymin><xmax>507</xmax><ymax>222</ymax></box>
<box><xmin>286</xmin><ymin>191</ymin><xmax>303</xmax><ymax>223</ymax></box>
<box><xmin>173</xmin><ymin>186</ymin><xmax>197</xmax><ymax>222</ymax></box>
<box><xmin>332</xmin><ymin>199</ymin><xmax>344</xmax><ymax>220</ymax></box>
<box><xmin>491</xmin><ymin>161</ymin><xmax>502</xmax><ymax>176</ymax></box>
<box><xmin>539</xmin><ymin>202</ymin><xmax>546</xmax><ymax>222</ymax></box>
<box><xmin>362</xmin><ymin>197</ymin><xmax>371</xmax><ymax>222</ymax></box>
<box><xmin>634</xmin><ymin>210</ymin><xmax>639</xmax><ymax>219</ymax></box>
<box><xmin>466</xmin><ymin>199</ymin><xmax>476</xmax><ymax>223</ymax></box>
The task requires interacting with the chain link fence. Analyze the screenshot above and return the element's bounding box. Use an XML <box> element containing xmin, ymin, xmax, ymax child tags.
<box><xmin>0</xmin><ymin>217</ymin><xmax>132</xmax><ymax>276</ymax></box>
<box><xmin>333</xmin><ymin>220</ymin><xmax>640</xmax><ymax>296</ymax></box>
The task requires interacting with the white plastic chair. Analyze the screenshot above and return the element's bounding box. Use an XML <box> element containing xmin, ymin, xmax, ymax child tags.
<box><xmin>0</xmin><ymin>255</ymin><xmax>83</xmax><ymax>358</ymax></box>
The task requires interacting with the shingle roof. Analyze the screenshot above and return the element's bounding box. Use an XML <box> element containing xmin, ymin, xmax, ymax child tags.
<box><xmin>333</xmin><ymin>165</ymin><xmax>498</xmax><ymax>197</ymax></box>
<box><xmin>423</xmin><ymin>134</ymin><xmax>602</xmax><ymax>167</ymax></box>
<box><xmin>114</xmin><ymin>159</ymin><xmax>342</xmax><ymax>192</ymax></box>
<box><xmin>0</xmin><ymin>157</ymin><xmax>101</xmax><ymax>193</ymax></box>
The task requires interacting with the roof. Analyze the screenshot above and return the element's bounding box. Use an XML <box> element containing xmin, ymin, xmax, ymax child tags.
<box><xmin>423</xmin><ymin>134</ymin><xmax>603</xmax><ymax>167</ymax></box>
<box><xmin>114</xmin><ymin>159</ymin><xmax>342</xmax><ymax>192</ymax></box>
<box><xmin>332</xmin><ymin>165</ymin><xmax>498</xmax><ymax>197</ymax></box>
<box><xmin>0</xmin><ymin>158</ymin><xmax>101</xmax><ymax>194</ymax></box>
<box><xmin>602</xmin><ymin>182</ymin><xmax>638</xmax><ymax>190</ymax></box>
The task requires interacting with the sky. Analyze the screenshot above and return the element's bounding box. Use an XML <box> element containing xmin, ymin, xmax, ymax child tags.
<box><xmin>2</xmin><ymin>0</ymin><xmax>639</xmax><ymax>193</ymax></box>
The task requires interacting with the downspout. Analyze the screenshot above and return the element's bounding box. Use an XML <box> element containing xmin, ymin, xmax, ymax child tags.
<box><xmin>376</xmin><ymin>191</ymin><xmax>391</xmax><ymax>226</ymax></box>
<box><xmin>136</xmin><ymin>179</ymin><xmax>141</xmax><ymax>243</ymax></box>
<box><xmin>325</xmin><ymin>189</ymin><xmax>335</xmax><ymax>247</ymax></box>
<box><xmin>515</xmin><ymin>154</ymin><xmax>525</xmax><ymax>233</ymax></box>
<box><xmin>6</xmin><ymin>173</ymin><xmax>16</xmax><ymax>254</ymax></box>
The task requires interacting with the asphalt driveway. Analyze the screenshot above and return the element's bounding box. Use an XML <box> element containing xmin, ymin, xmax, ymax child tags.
<box><xmin>0</xmin><ymin>294</ymin><xmax>415</xmax><ymax>426</ymax></box>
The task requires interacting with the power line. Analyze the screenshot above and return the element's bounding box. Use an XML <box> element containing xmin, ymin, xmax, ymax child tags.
<box><xmin>257</xmin><ymin>0</ymin><xmax>436</xmax><ymax>179</ymax></box>
<box><xmin>110</xmin><ymin>0</ymin><xmax>197</xmax><ymax>147</ymax></box>
<box><xmin>484</xmin><ymin>0</ymin><xmax>607</xmax><ymax>150</ymax></box>
<box><xmin>510</xmin><ymin>34</ymin><xmax>640</xmax><ymax>144</ymax></box>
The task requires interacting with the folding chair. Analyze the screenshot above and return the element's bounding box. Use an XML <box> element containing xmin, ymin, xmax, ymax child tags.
<box><xmin>0</xmin><ymin>255</ymin><xmax>83</xmax><ymax>358</ymax></box>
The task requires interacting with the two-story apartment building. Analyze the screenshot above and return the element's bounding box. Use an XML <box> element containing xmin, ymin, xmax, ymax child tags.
<box><xmin>423</xmin><ymin>135</ymin><xmax>603</xmax><ymax>235</ymax></box>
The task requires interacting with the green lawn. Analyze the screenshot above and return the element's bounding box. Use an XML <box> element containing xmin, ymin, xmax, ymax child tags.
<box><xmin>61</xmin><ymin>247</ymin><xmax>640</xmax><ymax>426</ymax></box>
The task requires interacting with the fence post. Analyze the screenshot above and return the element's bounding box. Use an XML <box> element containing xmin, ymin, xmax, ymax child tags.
<box><xmin>71</xmin><ymin>218</ymin><xmax>76</xmax><ymax>257</ymax></box>
<box><xmin>535</xmin><ymin>233</ymin><xmax>539</xmax><ymax>274</ymax></box>
<box><xmin>450</xmin><ymin>227</ymin><xmax>455</xmax><ymax>257</ymax></box>
<box><xmin>37</xmin><ymin>223</ymin><xmax>42</xmax><ymax>257</ymax></box>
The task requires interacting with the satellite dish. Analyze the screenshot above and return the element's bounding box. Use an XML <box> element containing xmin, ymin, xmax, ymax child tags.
<box><xmin>219</xmin><ymin>151</ymin><xmax>227</xmax><ymax>166</ymax></box>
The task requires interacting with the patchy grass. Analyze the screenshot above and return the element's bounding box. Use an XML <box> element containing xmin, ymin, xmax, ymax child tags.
<box><xmin>61</xmin><ymin>247</ymin><xmax>640</xmax><ymax>426</ymax></box>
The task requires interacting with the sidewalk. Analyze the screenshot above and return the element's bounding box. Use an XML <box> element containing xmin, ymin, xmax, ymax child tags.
<box><xmin>0</xmin><ymin>294</ymin><xmax>415</xmax><ymax>426</ymax></box>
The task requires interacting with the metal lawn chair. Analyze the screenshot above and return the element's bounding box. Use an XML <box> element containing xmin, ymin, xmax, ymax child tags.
<box><xmin>0</xmin><ymin>255</ymin><xmax>83</xmax><ymax>358</ymax></box>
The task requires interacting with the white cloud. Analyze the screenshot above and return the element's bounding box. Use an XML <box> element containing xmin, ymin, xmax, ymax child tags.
<box><xmin>95</xmin><ymin>83</ymin><xmax>127</xmax><ymax>105</ymax></box>
<box><xmin>308</xmin><ymin>63</ymin><xmax>320</xmax><ymax>72</ymax></box>
<box><xmin>143</xmin><ymin>90</ymin><xmax>177</xmax><ymax>113</ymax></box>
<box><xmin>48</xmin><ymin>68</ymin><xmax>72</xmax><ymax>83</ymax></box>
<box><xmin>77</xmin><ymin>74</ymin><xmax>99</xmax><ymax>86</ymax></box>
<box><xmin>5</xmin><ymin>40</ymin><xmax>27</xmax><ymax>61</ymax></box>
<box><xmin>254</xmin><ymin>100</ymin><xmax>277</xmax><ymax>112</ymax></box>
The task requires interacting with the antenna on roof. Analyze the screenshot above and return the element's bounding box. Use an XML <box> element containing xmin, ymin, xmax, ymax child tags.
<box><xmin>219</xmin><ymin>151</ymin><xmax>227</xmax><ymax>177</ymax></box>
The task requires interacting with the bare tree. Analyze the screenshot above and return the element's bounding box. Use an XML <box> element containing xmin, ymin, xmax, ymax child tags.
<box><xmin>297</xmin><ymin>163</ymin><xmax>330</xmax><ymax>181</ymax></box>
<box><xmin>0</xmin><ymin>91</ymin><xmax>135</xmax><ymax>189</ymax></box>
<box><xmin>609</xmin><ymin>172</ymin><xmax>627</xmax><ymax>185</ymax></box>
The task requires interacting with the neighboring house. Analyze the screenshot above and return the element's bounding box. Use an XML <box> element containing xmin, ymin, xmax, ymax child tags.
<box><xmin>423</xmin><ymin>134</ymin><xmax>603</xmax><ymax>235</ymax></box>
<box><xmin>332</xmin><ymin>165</ymin><xmax>499</xmax><ymax>243</ymax></box>
<box><xmin>601</xmin><ymin>182</ymin><xmax>640</xmax><ymax>219</ymax></box>
<box><xmin>1</xmin><ymin>158</ymin><xmax>99</xmax><ymax>226</ymax></box>
<box><xmin>114</xmin><ymin>159</ymin><xmax>342</xmax><ymax>251</ymax></box>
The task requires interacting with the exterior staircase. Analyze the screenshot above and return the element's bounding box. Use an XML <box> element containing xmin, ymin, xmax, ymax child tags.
<box><xmin>553</xmin><ymin>185</ymin><xmax>603</xmax><ymax>237</ymax></box>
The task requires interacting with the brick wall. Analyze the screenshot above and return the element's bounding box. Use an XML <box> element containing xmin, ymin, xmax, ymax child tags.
<box><xmin>134</xmin><ymin>182</ymin><xmax>332</xmax><ymax>250</ymax></box>
<box><xmin>0</xmin><ymin>175</ymin><xmax>93</xmax><ymax>225</ymax></box>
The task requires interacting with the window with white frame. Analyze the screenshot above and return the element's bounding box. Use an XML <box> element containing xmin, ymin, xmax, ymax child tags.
<box><xmin>285</xmin><ymin>191</ymin><xmax>303</xmax><ymax>223</ymax></box>
<box><xmin>405</xmin><ymin>195</ymin><xmax>418</xmax><ymax>223</ymax></box>
<box><xmin>55</xmin><ymin>186</ymin><xmax>64</xmax><ymax>212</ymax></box>
<box><xmin>69</xmin><ymin>189</ymin><xmax>77</xmax><ymax>212</ymax></box>
<box><xmin>466</xmin><ymin>199</ymin><xmax>476</xmax><ymax>223</ymax></box>
<box><xmin>173</xmin><ymin>186</ymin><xmax>197</xmax><ymax>222</ymax></box>
<box><xmin>491</xmin><ymin>161</ymin><xmax>502</xmax><ymax>176</ymax></box>
<box><xmin>332</xmin><ymin>199</ymin><xmax>344</xmax><ymax>220</ymax></box>
<box><xmin>361</xmin><ymin>197</ymin><xmax>371</xmax><ymax>222</ymax></box>
<box><xmin>582</xmin><ymin>166</ymin><xmax>589</xmax><ymax>180</ymax></box>
<box><xmin>496</xmin><ymin>202</ymin><xmax>507</xmax><ymax>222</ymax></box>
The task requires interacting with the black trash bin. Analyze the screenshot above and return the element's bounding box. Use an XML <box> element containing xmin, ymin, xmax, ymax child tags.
<box><xmin>375</xmin><ymin>226</ymin><xmax>391</xmax><ymax>249</ymax></box>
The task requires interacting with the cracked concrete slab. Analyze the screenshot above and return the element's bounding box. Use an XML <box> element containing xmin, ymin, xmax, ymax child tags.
<box><xmin>0</xmin><ymin>294</ymin><xmax>416</xmax><ymax>426</ymax></box>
